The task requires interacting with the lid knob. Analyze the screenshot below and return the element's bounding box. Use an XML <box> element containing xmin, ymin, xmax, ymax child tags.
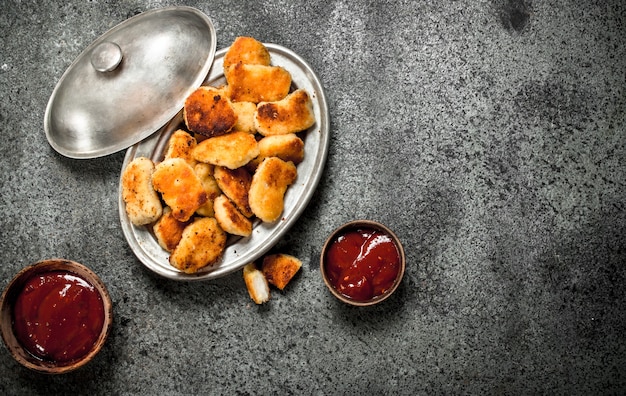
<box><xmin>90</xmin><ymin>42</ymin><xmax>123</xmax><ymax>72</ymax></box>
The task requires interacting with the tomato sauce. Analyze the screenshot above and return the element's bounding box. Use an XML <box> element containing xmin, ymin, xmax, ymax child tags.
<box><xmin>324</xmin><ymin>227</ymin><xmax>400</xmax><ymax>301</ymax></box>
<box><xmin>12</xmin><ymin>270</ymin><xmax>105</xmax><ymax>364</ymax></box>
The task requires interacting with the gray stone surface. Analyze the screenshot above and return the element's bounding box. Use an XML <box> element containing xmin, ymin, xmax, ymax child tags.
<box><xmin>1</xmin><ymin>0</ymin><xmax>625</xmax><ymax>394</ymax></box>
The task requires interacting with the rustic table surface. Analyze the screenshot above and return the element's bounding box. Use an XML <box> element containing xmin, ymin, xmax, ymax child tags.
<box><xmin>1</xmin><ymin>1</ymin><xmax>625</xmax><ymax>394</ymax></box>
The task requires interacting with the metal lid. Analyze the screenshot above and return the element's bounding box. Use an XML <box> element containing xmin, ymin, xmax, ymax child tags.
<box><xmin>44</xmin><ymin>6</ymin><xmax>216</xmax><ymax>159</ymax></box>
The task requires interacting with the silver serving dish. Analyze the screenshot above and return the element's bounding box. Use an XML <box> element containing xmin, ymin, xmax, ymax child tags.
<box><xmin>45</xmin><ymin>7</ymin><xmax>216</xmax><ymax>159</ymax></box>
<box><xmin>118</xmin><ymin>44</ymin><xmax>330</xmax><ymax>280</ymax></box>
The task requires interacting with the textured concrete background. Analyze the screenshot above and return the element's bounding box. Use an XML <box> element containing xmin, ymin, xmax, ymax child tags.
<box><xmin>1</xmin><ymin>0</ymin><xmax>625</xmax><ymax>394</ymax></box>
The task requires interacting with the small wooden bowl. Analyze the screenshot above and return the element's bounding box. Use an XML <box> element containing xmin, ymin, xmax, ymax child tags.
<box><xmin>0</xmin><ymin>259</ymin><xmax>113</xmax><ymax>374</ymax></box>
<box><xmin>320</xmin><ymin>220</ymin><xmax>405</xmax><ymax>307</ymax></box>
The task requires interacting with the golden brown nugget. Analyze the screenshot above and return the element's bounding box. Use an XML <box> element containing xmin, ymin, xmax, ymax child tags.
<box><xmin>211</xmin><ymin>85</ymin><xmax>230</xmax><ymax>97</ymax></box>
<box><xmin>184</xmin><ymin>86</ymin><xmax>237</xmax><ymax>138</ymax></box>
<box><xmin>261</xmin><ymin>253</ymin><xmax>302</xmax><ymax>290</ymax></box>
<box><xmin>153</xmin><ymin>207</ymin><xmax>191</xmax><ymax>252</ymax></box>
<box><xmin>121</xmin><ymin>157</ymin><xmax>163</xmax><ymax>226</ymax></box>
<box><xmin>152</xmin><ymin>158</ymin><xmax>208</xmax><ymax>222</ymax></box>
<box><xmin>194</xmin><ymin>163</ymin><xmax>221</xmax><ymax>217</ymax></box>
<box><xmin>231</xmin><ymin>101</ymin><xmax>257</xmax><ymax>133</ymax></box>
<box><xmin>192</xmin><ymin>131</ymin><xmax>260</xmax><ymax>170</ymax></box>
<box><xmin>248</xmin><ymin>157</ymin><xmax>297</xmax><ymax>222</ymax></box>
<box><xmin>164</xmin><ymin>129</ymin><xmax>197</xmax><ymax>166</ymax></box>
<box><xmin>225</xmin><ymin>63</ymin><xmax>291</xmax><ymax>103</ymax></box>
<box><xmin>194</xmin><ymin>163</ymin><xmax>221</xmax><ymax>200</ymax></box>
<box><xmin>170</xmin><ymin>217</ymin><xmax>226</xmax><ymax>273</ymax></box>
<box><xmin>255</xmin><ymin>89</ymin><xmax>315</xmax><ymax>136</ymax></box>
<box><xmin>213</xmin><ymin>194</ymin><xmax>252</xmax><ymax>237</ymax></box>
<box><xmin>223</xmin><ymin>36</ymin><xmax>271</xmax><ymax>69</ymax></box>
<box><xmin>247</xmin><ymin>134</ymin><xmax>305</xmax><ymax>171</ymax></box>
<box><xmin>243</xmin><ymin>263</ymin><xmax>270</xmax><ymax>304</ymax></box>
<box><xmin>213</xmin><ymin>166</ymin><xmax>253</xmax><ymax>218</ymax></box>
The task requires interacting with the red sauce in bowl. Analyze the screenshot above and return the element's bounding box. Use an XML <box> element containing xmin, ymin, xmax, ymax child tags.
<box><xmin>324</xmin><ymin>227</ymin><xmax>401</xmax><ymax>302</ymax></box>
<box><xmin>11</xmin><ymin>270</ymin><xmax>105</xmax><ymax>364</ymax></box>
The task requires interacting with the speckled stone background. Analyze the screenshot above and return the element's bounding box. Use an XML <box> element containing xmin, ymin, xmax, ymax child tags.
<box><xmin>1</xmin><ymin>0</ymin><xmax>625</xmax><ymax>394</ymax></box>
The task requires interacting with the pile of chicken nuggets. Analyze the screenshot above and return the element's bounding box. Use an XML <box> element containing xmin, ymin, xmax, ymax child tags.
<box><xmin>122</xmin><ymin>37</ymin><xmax>315</xmax><ymax>282</ymax></box>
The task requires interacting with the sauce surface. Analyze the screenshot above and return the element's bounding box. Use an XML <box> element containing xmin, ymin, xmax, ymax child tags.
<box><xmin>324</xmin><ymin>227</ymin><xmax>400</xmax><ymax>301</ymax></box>
<box><xmin>12</xmin><ymin>270</ymin><xmax>105</xmax><ymax>363</ymax></box>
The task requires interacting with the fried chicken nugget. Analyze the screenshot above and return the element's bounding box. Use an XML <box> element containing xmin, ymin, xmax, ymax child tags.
<box><xmin>169</xmin><ymin>217</ymin><xmax>227</xmax><ymax>273</ymax></box>
<box><xmin>192</xmin><ymin>131</ymin><xmax>260</xmax><ymax>170</ymax></box>
<box><xmin>164</xmin><ymin>129</ymin><xmax>197</xmax><ymax>166</ymax></box>
<box><xmin>214</xmin><ymin>194</ymin><xmax>252</xmax><ymax>237</ymax></box>
<box><xmin>248</xmin><ymin>157</ymin><xmax>297</xmax><ymax>222</ymax></box>
<box><xmin>225</xmin><ymin>63</ymin><xmax>291</xmax><ymax>103</ymax></box>
<box><xmin>247</xmin><ymin>134</ymin><xmax>305</xmax><ymax>171</ymax></box>
<box><xmin>243</xmin><ymin>263</ymin><xmax>270</xmax><ymax>304</ymax></box>
<box><xmin>231</xmin><ymin>101</ymin><xmax>257</xmax><ymax>133</ymax></box>
<box><xmin>261</xmin><ymin>253</ymin><xmax>302</xmax><ymax>290</ymax></box>
<box><xmin>184</xmin><ymin>86</ymin><xmax>237</xmax><ymax>138</ymax></box>
<box><xmin>255</xmin><ymin>89</ymin><xmax>315</xmax><ymax>136</ymax></box>
<box><xmin>152</xmin><ymin>158</ymin><xmax>208</xmax><ymax>222</ymax></box>
<box><xmin>214</xmin><ymin>166</ymin><xmax>253</xmax><ymax>218</ymax></box>
<box><xmin>121</xmin><ymin>157</ymin><xmax>163</xmax><ymax>226</ymax></box>
<box><xmin>223</xmin><ymin>36</ymin><xmax>271</xmax><ymax>69</ymax></box>
<box><xmin>194</xmin><ymin>163</ymin><xmax>221</xmax><ymax>217</ymax></box>
<box><xmin>153</xmin><ymin>207</ymin><xmax>191</xmax><ymax>252</ymax></box>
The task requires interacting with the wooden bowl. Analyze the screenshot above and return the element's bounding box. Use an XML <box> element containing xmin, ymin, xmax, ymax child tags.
<box><xmin>0</xmin><ymin>259</ymin><xmax>113</xmax><ymax>374</ymax></box>
<box><xmin>320</xmin><ymin>220</ymin><xmax>405</xmax><ymax>307</ymax></box>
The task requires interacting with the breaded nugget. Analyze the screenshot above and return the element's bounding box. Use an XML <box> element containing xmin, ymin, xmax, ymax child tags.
<box><xmin>169</xmin><ymin>217</ymin><xmax>226</xmax><ymax>273</ymax></box>
<box><xmin>225</xmin><ymin>63</ymin><xmax>291</xmax><ymax>103</ymax></box>
<box><xmin>223</xmin><ymin>36</ymin><xmax>271</xmax><ymax>69</ymax></box>
<box><xmin>248</xmin><ymin>157</ymin><xmax>297</xmax><ymax>222</ymax></box>
<box><xmin>184</xmin><ymin>86</ymin><xmax>237</xmax><ymax>138</ymax></box>
<box><xmin>213</xmin><ymin>166</ymin><xmax>253</xmax><ymax>218</ymax></box>
<box><xmin>153</xmin><ymin>207</ymin><xmax>191</xmax><ymax>252</ymax></box>
<box><xmin>152</xmin><ymin>158</ymin><xmax>208</xmax><ymax>222</ymax></box>
<box><xmin>121</xmin><ymin>157</ymin><xmax>163</xmax><ymax>226</ymax></box>
<box><xmin>194</xmin><ymin>163</ymin><xmax>221</xmax><ymax>217</ymax></box>
<box><xmin>164</xmin><ymin>129</ymin><xmax>197</xmax><ymax>166</ymax></box>
<box><xmin>255</xmin><ymin>89</ymin><xmax>315</xmax><ymax>136</ymax></box>
<box><xmin>192</xmin><ymin>131</ymin><xmax>260</xmax><ymax>170</ymax></box>
<box><xmin>194</xmin><ymin>163</ymin><xmax>221</xmax><ymax>199</ymax></box>
<box><xmin>231</xmin><ymin>101</ymin><xmax>257</xmax><ymax>133</ymax></box>
<box><xmin>211</xmin><ymin>85</ymin><xmax>230</xmax><ymax>97</ymax></box>
<box><xmin>243</xmin><ymin>263</ymin><xmax>270</xmax><ymax>304</ymax></box>
<box><xmin>261</xmin><ymin>253</ymin><xmax>302</xmax><ymax>290</ymax></box>
<box><xmin>247</xmin><ymin>134</ymin><xmax>305</xmax><ymax>171</ymax></box>
<box><xmin>213</xmin><ymin>194</ymin><xmax>252</xmax><ymax>237</ymax></box>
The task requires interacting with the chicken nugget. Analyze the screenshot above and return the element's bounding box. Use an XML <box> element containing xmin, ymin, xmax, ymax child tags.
<box><xmin>255</xmin><ymin>89</ymin><xmax>315</xmax><ymax>136</ymax></box>
<box><xmin>214</xmin><ymin>166</ymin><xmax>253</xmax><ymax>218</ymax></box>
<box><xmin>194</xmin><ymin>163</ymin><xmax>221</xmax><ymax>217</ymax></box>
<box><xmin>243</xmin><ymin>263</ymin><xmax>270</xmax><ymax>304</ymax></box>
<box><xmin>225</xmin><ymin>63</ymin><xmax>291</xmax><ymax>103</ymax></box>
<box><xmin>247</xmin><ymin>134</ymin><xmax>305</xmax><ymax>171</ymax></box>
<box><xmin>261</xmin><ymin>253</ymin><xmax>302</xmax><ymax>290</ymax></box>
<box><xmin>192</xmin><ymin>131</ymin><xmax>260</xmax><ymax>170</ymax></box>
<box><xmin>184</xmin><ymin>86</ymin><xmax>237</xmax><ymax>138</ymax></box>
<box><xmin>223</xmin><ymin>36</ymin><xmax>271</xmax><ymax>69</ymax></box>
<box><xmin>152</xmin><ymin>158</ymin><xmax>208</xmax><ymax>222</ymax></box>
<box><xmin>153</xmin><ymin>207</ymin><xmax>191</xmax><ymax>252</ymax></box>
<box><xmin>169</xmin><ymin>217</ymin><xmax>226</xmax><ymax>273</ymax></box>
<box><xmin>248</xmin><ymin>157</ymin><xmax>297</xmax><ymax>222</ymax></box>
<box><xmin>214</xmin><ymin>194</ymin><xmax>252</xmax><ymax>237</ymax></box>
<box><xmin>231</xmin><ymin>101</ymin><xmax>257</xmax><ymax>133</ymax></box>
<box><xmin>164</xmin><ymin>129</ymin><xmax>197</xmax><ymax>166</ymax></box>
<box><xmin>121</xmin><ymin>157</ymin><xmax>162</xmax><ymax>226</ymax></box>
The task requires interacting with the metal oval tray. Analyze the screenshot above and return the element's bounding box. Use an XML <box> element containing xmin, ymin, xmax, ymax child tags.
<box><xmin>118</xmin><ymin>43</ymin><xmax>329</xmax><ymax>281</ymax></box>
